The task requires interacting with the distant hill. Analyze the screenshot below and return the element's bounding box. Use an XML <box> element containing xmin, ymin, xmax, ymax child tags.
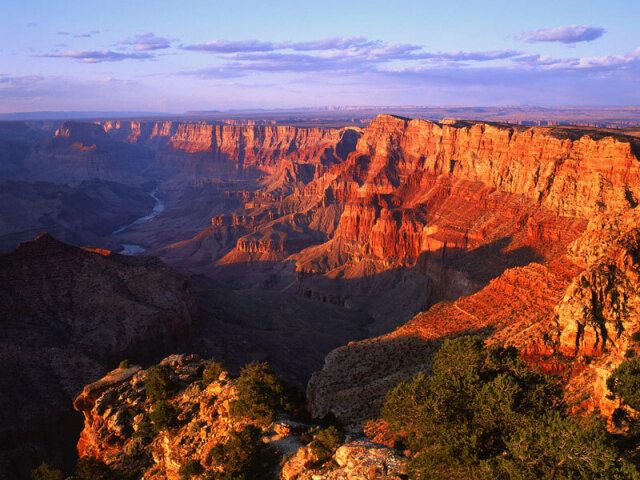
<box><xmin>0</xmin><ymin>111</ymin><xmax>166</xmax><ymax>120</ymax></box>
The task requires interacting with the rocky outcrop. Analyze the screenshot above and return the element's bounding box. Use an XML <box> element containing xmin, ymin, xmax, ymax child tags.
<box><xmin>282</xmin><ymin>439</ymin><xmax>406</xmax><ymax>480</ymax></box>
<box><xmin>74</xmin><ymin>354</ymin><xmax>406</xmax><ymax>480</ymax></box>
<box><xmin>0</xmin><ymin>234</ymin><xmax>199</xmax><ymax>479</ymax></box>
<box><xmin>543</xmin><ymin>211</ymin><xmax>640</xmax><ymax>415</ymax></box>
<box><xmin>308</xmin><ymin>209</ymin><xmax>640</xmax><ymax>425</ymax></box>
<box><xmin>14</xmin><ymin>121</ymin><xmax>154</xmax><ymax>185</ymax></box>
<box><xmin>310</xmin><ymin>115</ymin><xmax>640</xmax><ymax>267</ymax></box>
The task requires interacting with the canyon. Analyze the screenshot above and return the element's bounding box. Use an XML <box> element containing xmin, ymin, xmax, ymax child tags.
<box><xmin>1</xmin><ymin>113</ymin><xmax>640</xmax><ymax>479</ymax></box>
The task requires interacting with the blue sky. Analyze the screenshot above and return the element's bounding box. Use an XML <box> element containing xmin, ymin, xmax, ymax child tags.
<box><xmin>1</xmin><ymin>0</ymin><xmax>639</xmax><ymax>112</ymax></box>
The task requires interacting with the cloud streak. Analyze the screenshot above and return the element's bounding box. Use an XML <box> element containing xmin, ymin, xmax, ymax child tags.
<box><xmin>515</xmin><ymin>25</ymin><xmax>605</xmax><ymax>44</ymax></box>
<box><xmin>183</xmin><ymin>37</ymin><xmax>387</xmax><ymax>53</ymax></box>
<box><xmin>35</xmin><ymin>50</ymin><xmax>154</xmax><ymax>63</ymax></box>
<box><xmin>121</xmin><ymin>32</ymin><xmax>174</xmax><ymax>51</ymax></box>
<box><xmin>56</xmin><ymin>30</ymin><xmax>99</xmax><ymax>38</ymax></box>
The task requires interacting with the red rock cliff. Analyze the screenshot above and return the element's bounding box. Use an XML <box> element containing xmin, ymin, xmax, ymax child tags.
<box><xmin>99</xmin><ymin>120</ymin><xmax>362</xmax><ymax>176</ymax></box>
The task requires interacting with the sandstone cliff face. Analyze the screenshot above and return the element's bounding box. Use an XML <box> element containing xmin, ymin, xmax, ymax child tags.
<box><xmin>547</xmin><ymin>211</ymin><xmax>640</xmax><ymax>415</ymax></box>
<box><xmin>305</xmin><ymin>115</ymin><xmax>640</xmax><ymax>424</ymax></box>
<box><xmin>0</xmin><ymin>234</ymin><xmax>199</xmax><ymax>479</ymax></box>
<box><xmin>15</xmin><ymin>121</ymin><xmax>154</xmax><ymax>185</ymax></box>
<box><xmin>314</xmin><ymin>115</ymin><xmax>640</xmax><ymax>266</ymax></box>
<box><xmin>308</xmin><ymin>210</ymin><xmax>640</xmax><ymax>425</ymax></box>
<box><xmin>99</xmin><ymin>120</ymin><xmax>362</xmax><ymax>178</ymax></box>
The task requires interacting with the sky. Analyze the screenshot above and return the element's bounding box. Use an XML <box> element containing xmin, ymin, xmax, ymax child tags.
<box><xmin>1</xmin><ymin>0</ymin><xmax>639</xmax><ymax>113</ymax></box>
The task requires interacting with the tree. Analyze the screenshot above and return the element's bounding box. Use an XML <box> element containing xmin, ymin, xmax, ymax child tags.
<box><xmin>382</xmin><ymin>336</ymin><xmax>635</xmax><ymax>479</ymax></box>
<box><xmin>607</xmin><ymin>357</ymin><xmax>640</xmax><ymax>411</ymax></box>
<box><xmin>202</xmin><ymin>360</ymin><xmax>227</xmax><ymax>385</ymax></box>
<box><xmin>229</xmin><ymin>362</ymin><xmax>294</xmax><ymax>425</ymax></box>
<box><xmin>31</xmin><ymin>463</ymin><xmax>64</xmax><ymax>480</ymax></box>
<box><xmin>207</xmin><ymin>426</ymin><xmax>272</xmax><ymax>479</ymax></box>
<box><xmin>145</xmin><ymin>364</ymin><xmax>174</xmax><ymax>402</ymax></box>
<box><xmin>179</xmin><ymin>459</ymin><xmax>204</xmax><ymax>478</ymax></box>
<box><xmin>492</xmin><ymin>412</ymin><xmax>638</xmax><ymax>480</ymax></box>
<box><xmin>309</xmin><ymin>426</ymin><xmax>345</xmax><ymax>463</ymax></box>
<box><xmin>149</xmin><ymin>400</ymin><xmax>178</xmax><ymax>432</ymax></box>
<box><xmin>75</xmin><ymin>458</ymin><xmax>116</xmax><ymax>480</ymax></box>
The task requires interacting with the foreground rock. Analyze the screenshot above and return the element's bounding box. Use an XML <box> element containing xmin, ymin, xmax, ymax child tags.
<box><xmin>282</xmin><ymin>439</ymin><xmax>406</xmax><ymax>480</ymax></box>
<box><xmin>75</xmin><ymin>354</ymin><xmax>406</xmax><ymax>480</ymax></box>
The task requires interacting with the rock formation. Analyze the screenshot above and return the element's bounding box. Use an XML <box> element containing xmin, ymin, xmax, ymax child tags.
<box><xmin>0</xmin><ymin>178</ymin><xmax>156</xmax><ymax>252</ymax></box>
<box><xmin>73</xmin><ymin>354</ymin><xmax>406</xmax><ymax>480</ymax></box>
<box><xmin>100</xmin><ymin>120</ymin><xmax>362</xmax><ymax>179</ymax></box>
<box><xmin>306</xmin><ymin>115</ymin><xmax>640</xmax><ymax>424</ymax></box>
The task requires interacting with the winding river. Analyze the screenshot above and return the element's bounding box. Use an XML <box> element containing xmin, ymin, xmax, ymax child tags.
<box><xmin>112</xmin><ymin>189</ymin><xmax>164</xmax><ymax>255</ymax></box>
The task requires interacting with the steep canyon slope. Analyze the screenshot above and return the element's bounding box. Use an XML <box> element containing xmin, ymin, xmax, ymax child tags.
<box><xmin>305</xmin><ymin>116</ymin><xmax>640</xmax><ymax>424</ymax></box>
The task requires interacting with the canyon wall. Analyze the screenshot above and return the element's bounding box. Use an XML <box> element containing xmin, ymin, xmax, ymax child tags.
<box><xmin>305</xmin><ymin>115</ymin><xmax>640</xmax><ymax>266</ymax></box>
<box><xmin>305</xmin><ymin>115</ymin><xmax>640</xmax><ymax>424</ymax></box>
<box><xmin>100</xmin><ymin>120</ymin><xmax>362</xmax><ymax>177</ymax></box>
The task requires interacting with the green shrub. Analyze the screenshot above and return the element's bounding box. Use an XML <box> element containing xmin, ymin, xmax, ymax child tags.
<box><xmin>230</xmin><ymin>362</ymin><xmax>294</xmax><ymax>425</ymax></box>
<box><xmin>382</xmin><ymin>336</ymin><xmax>636</xmax><ymax>479</ymax></box>
<box><xmin>202</xmin><ymin>360</ymin><xmax>227</xmax><ymax>385</ymax></box>
<box><xmin>309</xmin><ymin>426</ymin><xmax>345</xmax><ymax>463</ymax></box>
<box><xmin>119</xmin><ymin>359</ymin><xmax>130</xmax><ymax>369</ymax></box>
<box><xmin>207</xmin><ymin>425</ymin><xmax>272</xmax><ymax>479</ymax></box>
<box><xmin>149</xmin><ymin>400</ymin><xmax>178</xmax><ymax>433</ymax></box>
<box><xmin>608</xmin><ymin>357</ymin><xmax>640</xmax><ymax>411</ymax></box>
<box><xmin>132</xmin><ymin>414</ymin><xmax>154</xmax><ymax>444</ymax></box>
<box><xmin>75</xmin><ymin>458</ymin><xmax>116</xmax><ymax>480</ymax></box>
<box><xmin>179</xmin><ymin>459</ymin><xmax>204</xmax><ymax>478</ymax></box>
<box><xmin>145</xmin><ymin>365</ymin><xmax>174</xmax><ymax>402</ymax></box>
<box><xmin>31</xmin><ymin>463</ymin><xmax>64</xmax><ymax>480</ymax></box>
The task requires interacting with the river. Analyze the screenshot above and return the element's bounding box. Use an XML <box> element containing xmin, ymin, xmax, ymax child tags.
<box><xmin>112</xmin><ymin>189</ymin><xmax>164</xmax><ymax>255</ymax></box>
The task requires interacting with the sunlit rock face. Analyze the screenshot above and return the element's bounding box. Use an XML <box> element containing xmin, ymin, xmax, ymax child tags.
<box><xmin>74</xmin><ymin>354</ymin><xmax>407</xmax><ymax>480</ymax></box>
<box><xmin>306</xmin><ymin>115</ymin><xmax>640</xmax><ymax>425</ymax></box>
<box><xmin>99</xmin><ymin>120</ymin><xmax>362</xmax><ymax>177</ymax></box>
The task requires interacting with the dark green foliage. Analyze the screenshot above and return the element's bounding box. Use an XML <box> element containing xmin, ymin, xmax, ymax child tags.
<box><xmin>207</xmin><ymin>425</ymin><xmax>273</xmax><ymax>479</ymax></box>
<box><xmin>179</xmin><ymin>459</ymin><xmax>204</xmax><ymax>478</ymax></box>
<box><xmin>149</xmin><ymin>400</ymin><xmax>178</xmax><ymax>433</ymax></box>
<box><xmin>309</xmin><ymin>426</ymin><xmax>345</xmax><ymax>463</ymax></box>
<box><xmin>31</xmin><ymin>463</ymin><xmax>64</xmax><ymax>480</ymax></box>
<box><xmin>119</xmin><ymin>359</ymin><xmax>130</xmax><ymax>369</ymax></box>
<box><xmin>492</xmin><ymin>412</ymin><xmax>638</xmax><ymax>479</ymax></box>
<box><xmin>626</xmin><ymin>349</ymin><xmax>637</xmax><ymax>359</ymax></box>
<box><xmin>75</xmin><ymin>458</ymin><xmax>116</xmax><ymax>480</ymax></box>
<box><xmin>145</xmin><ymin>364</ymin><xmax>174</xmax><ymax>402</ymax></box>
<box><xmin>382</xmin><ymin>336</ymin><xmax>636</xmax><ymax>479</ymax></box>
<box><xmin>133</xmin><ymin>414</ymin><xmax>155</xmax><ymax>443</ymax></box>
<box><xmin>202</xmin><ymin>360</ymin><xmax>227</xmax><ymax>385</ymax></box>
<box><xmin>608</xmin><ymin>358</ymin><xmax>640</xmax><ymax>411</ymax></box>
<box><xmin>230</xmin><ymin>362</ymin><xmax>294</xmax><ymax>425</ymax></box>
<box><xmin>632</xmin><ymin>332</ymin><xmax>640</xmax><ymax>343</ymax></box>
